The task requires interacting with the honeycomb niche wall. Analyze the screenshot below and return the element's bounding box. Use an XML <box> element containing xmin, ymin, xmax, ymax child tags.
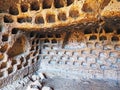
<box><xmin>0</xmin><ymin>0</ymin><xmax>120</xmax><ymax>89</ymax></box>
<box><xmin>0</xmin><ymin>29</ymin><xmax>41</xmax><ymax>88</ymax></box>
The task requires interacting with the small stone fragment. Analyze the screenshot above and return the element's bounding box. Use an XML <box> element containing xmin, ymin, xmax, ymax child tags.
<box><xmin>31</xmin><ymin>75</ymin><xmax>39</xmax><ymax>81</ymax></box>
<box><xmin>42</xmin><ymin>86</ymin><xmax>53</xmax><ymax>90</ymax></box>
<box><xmin>26</xmin><ymin>80</ymin><xmax>42</xmax><ymax>90</ymax></box>
<box><xmin>38</xmin><ymin>73</ymin><xmax>46</xmax><ymax>81</ymax></box>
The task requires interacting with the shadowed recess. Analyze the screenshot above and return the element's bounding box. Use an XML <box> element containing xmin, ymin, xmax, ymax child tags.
<box><xmin>0</xmin><ymin>62</ymin><xmax>7</xmax><ymax>69</ymax></box>
<box><xmin>67</xmin><ymin>0</ymin><xmax>74</xmax><ymax>6</ymax></box>
<box><xmin>69</xmin><ymin>9</ymin><xmax>79</xmax><ymax>19</ymax></box>
<box><xmin>2</xmin><ymin>34</ymin><xmax>9</xmax><ymax>42</ymax></box>
<box><xmin>46</xmin><ymin>14</ymin><xmax>55</xmax><ymax>23</ymax></box>
<box><xmin>44</xmin><ymin>39</ymin><xmax>50</xmax><ymax>43</ymax></box>
<box><xmin>43</xmin><ymin>0</ymin><xmax>52</xmax><ymax>9</ymax></box>
<box><xmin>0</xmin><ymin>72</ymin><xmax>3</xmax><ymax>78</ymax></box>
<box><xmin>104</xmin><ymin>26</ymin><xmax>113</xmax><ymax>33</ymax></box>
<box><xmin>111</xmin><ymin>36</ymin><xmax>119</xmax><ymax>41</ymax></box>
<box><xmin>47</xmin><ymin>34</ymin><xmax>53</xmax><ymax>38</ymax></box>
<box><xmin>39</xmin><ymin>34</ymin><xmax>46</xmax><ymax>38</ymax></box>
<box><xmin>82</xmin><ymin>3</ymin><xmax>93</xmax><ymax>12</ymax></box>
<box><xmin>17</xmin><ymin>17</ymin><xmax>32</xmax><ymax>23</ymax></box>
<box><xmin>52</xmin><ymin>39</ymin><xmax>57</xmax><ymax>43</ymax></box>
<box><xmin>55</xmin><ymin>34</ymin><xmax>61</xmax><ymax>38</ymax></box>
<box><xmin>8</xmin><ymin>67</ymin><xmax>13</xmax><ymax>74</ymax></box>
<box><xmin>0</xmin><ymin>44</ymin><xmax>8</xmax><ymax>53</ymax></box>
<box><xmin>9</xmin><ymin>5</ymin><xmax>19</xmax><ymax>15</ymax></box>
<box><xmin>54</xmin><ymin>0</ymin><xmax>64</xmax><ymax>8</ymax></box>
<box><xmin>12</xmin><ymin>28</ymin><xmax>18</xmax><ymax>34</ymax></box>
<box><xmin>35</xmin><ymin>16</ymin><xmax>44</xmax><ymax>24</ymax></box>
<box><xmin>89</xmin><ymin>35</ymin><xmax>97</xmax><ymax>40</ymax></box>
<box><xmin>99</xmin><ymin>36</ymin><xmax>107</xmax><ymax>41</ymax></box>
<box><xmin>30</xmin><ymin>1</ymin><xmax>39</xmax><ymax>11</ymax></box>
<box><xmin>30</xmin><ymin>31</ymin><xmax>35</xmax><ymax>38</ymax></box>
<box><xmin>21</xmin><ymin>3</ymin><xmax>28</xmax><ymax>12</ymax></box>
<box><xmin>84</xmin><ymin>29</ymin><xmax>92</xmax><ymax>34</ymax></box>
<box><xmin>11</xmin><ymin>59</ymin><xmax>17</xmax><ymax>66</ymax></box>
<box><xmin>58</xmin><ymin>12</ymin><xmax>67</xmax><ymax>21</ymax></box>
<box><xmin>4</xmin><ymin>15</ymin><xmax>13</xmax><ymax>23</ymax></box>
<box><xmin>117</xmin><ymin>29</ymin><xmax>120</xmax><ymax>34</ymax></box>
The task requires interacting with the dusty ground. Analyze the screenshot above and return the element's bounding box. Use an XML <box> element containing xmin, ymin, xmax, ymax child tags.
<box><xmin>41</xmin><ymin>77</ymin><xmax>120</xmax><ymax>90</ymax></box>
<box><xmin>1</xmin><ymin>76</ymin><xmax>120</xmax><ymax>90</ymax></box>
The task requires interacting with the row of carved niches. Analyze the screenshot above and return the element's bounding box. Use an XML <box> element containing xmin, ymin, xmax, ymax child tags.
<box><xmin>9</xmin><ymin>0</ymin><xmax>75</xmax><ymax>15</ymax></box>
<box><xmin>41</xmin><ymin>49</ymin><xmax>120</xmax><ymax>70</ymax></box>
<box><xmin>29</xmin><ymin>31</ymin><xmax>65</xmax><ymax>50</ymax></box>
<box><xmin>3</xmin><ymin>9</ymin><xmax>80</xmax><ymax>24</ymax></box>
<box><xmin>1</xmin><ymin>0</ymin><xmax>120</xmax><ymax>14</ymax></box>
<box><xmin>2</xmin><ymin>0</ymin><xmax>85</xmax><ymax>27</ymax></box>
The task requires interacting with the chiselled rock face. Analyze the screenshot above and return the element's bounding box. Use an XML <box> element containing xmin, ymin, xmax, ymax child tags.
<box><xmin>0</xmin><ymin>0</ymin><xmax>120</xmax><ymax>89</ymax></box>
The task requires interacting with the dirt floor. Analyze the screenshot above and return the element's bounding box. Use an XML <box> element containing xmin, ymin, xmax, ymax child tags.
<box><xmin>41</xmin><ymin>77</ymin><xmax>120</xmax><ymax>90</ymax></box>
<box><xmin>1</xmin><ymin>76</ymin><xmax>120</xmax><ymax>90</ymax></box>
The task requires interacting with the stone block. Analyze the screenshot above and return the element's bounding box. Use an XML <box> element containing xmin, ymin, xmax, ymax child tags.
<box><xmin>104</xmin><ymin>70</ymin><xmax>117</xmax><ymax>80</ymax></box>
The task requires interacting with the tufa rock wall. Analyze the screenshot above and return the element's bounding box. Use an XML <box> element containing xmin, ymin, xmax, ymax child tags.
<box><xmin>0</xmin><ymin>0</ymin><xmax>120</xmax><ymax>88</ymax></box>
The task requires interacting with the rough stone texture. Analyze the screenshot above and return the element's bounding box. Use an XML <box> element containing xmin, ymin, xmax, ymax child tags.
<box><xmin>42</xmin><ymin>77</ymin><xmax>120</xmax><ymax>90</ymax></box>
<box><xmin>0</xmin><ymin>0</ymin><xmax>120</xmax><ymax>89</ymax></box>
<box><xmin>7</xmin><ymin>35</ymin><xmax>26</xmax><ymax>58</ymax></box>
<box><xmin>39</xmin><ymin>31</ymin><xmax>120</xmax><ymax>80</ymax></box>
<box><xmin>0</xmin><ymin>0</ymin><xmax>120</xmax><ymax>31</ymax></box>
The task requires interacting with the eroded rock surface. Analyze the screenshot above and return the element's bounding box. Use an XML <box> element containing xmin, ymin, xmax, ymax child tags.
<box><xmin>0</xmin><ymin>0</ymin><xmax>120</xmax><ymax>90</ymax></box>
